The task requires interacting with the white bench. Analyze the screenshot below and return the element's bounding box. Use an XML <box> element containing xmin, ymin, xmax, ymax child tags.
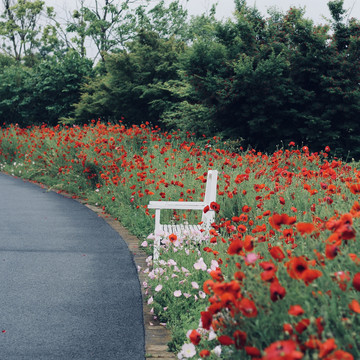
<box><xmin>148</xmin><ymin>170</ymin><xmax>218</xmax><ymax>260</ymax></box>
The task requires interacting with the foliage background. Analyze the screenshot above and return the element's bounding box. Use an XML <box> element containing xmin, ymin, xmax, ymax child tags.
<box><xmin>0</xmin><ymin>0</ymin><xmax>359</xmax><ymax>158</ymax></box>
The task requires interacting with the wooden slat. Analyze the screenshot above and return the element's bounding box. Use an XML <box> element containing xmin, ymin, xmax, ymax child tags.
<box><xmin>148</xmin><ymin>201</ymin><xmax>205</xmax><ymax>210</ymax></box>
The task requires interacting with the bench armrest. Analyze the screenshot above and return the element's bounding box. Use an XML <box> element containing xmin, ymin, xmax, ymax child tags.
<box><xmin>148</xmin><ymin>201</ymin><xmax>205</xmax><ymax>211</ymax></box>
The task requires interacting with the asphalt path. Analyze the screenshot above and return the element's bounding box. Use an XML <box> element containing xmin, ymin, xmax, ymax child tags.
<box><xmin>0</xmin><ymin>173</ymin><xmax>145</xmax><ymax>360</ymax></box>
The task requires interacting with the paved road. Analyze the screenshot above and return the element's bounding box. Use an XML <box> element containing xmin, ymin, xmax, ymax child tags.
<box><xmin>0</xmin><ymin>173</ymin><xmax>145</xmax><ymax>360</ymax></box>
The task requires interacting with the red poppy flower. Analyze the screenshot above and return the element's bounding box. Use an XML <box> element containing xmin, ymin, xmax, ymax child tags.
<box><xmin>227</xmin><ymin>239</ymin><xmax>243</xmax><ymax>255</ymax></box>
<box><xmin>270</xmin><ymin>280</ymin><xmax>286</xmax><ymax>302</ymax></box>
<box><xmin>212</xmin><ymin>281</ymin><xmax>241</xmax><ymax>298</ymax></box>
<box><xmin>200</xmin><ymin>349</ymin><xmax>211</xmax><ymax>358</ymax></box>
<box><xmin>243</xmin><ymin>235</ymin><xmax>254</xmax><ymax>251</ymax></box>
<box><xmin>325</xmin><ymin>350</ymin><xmax>354</xmax><ymax>360</ymax></box>
<box><xmin>189</xmin><ymin>329</ymin><xmax>201</xmax><ymax>345</ymax></box>
<box><xmin>302</xmin><ymin>269</ymin><xmax>322</xmax><ymax>285</ymax></box>
<box><xmin>233</xmin><ymin>330</ymin><xmax>247</xmax><ymax>349</ymax></box>
<box><xmin>169</xmin><ymin>233</ymin><xmax>177</xmax><ymax>243</ymax></box>
<box><xmin>283</xmin><ymin>323</ymin><xmax>293</xmax><ymax>335</ymax></box>
<box><xmin>295</xmin><ymin>318</ymin><xmax>310</xmax><ymax>334</ymax></box>
<box><xmin>296</xmin><ymin>222</ymin><xmax>315</xmax><ymax>235</ymax></box>
<box><xmin>350</xmin><ymin>201</ymin><xmax>360</xmax><ymax>218</ymax></box>
<box><xmin>239</xmin><ymin>213</ymin><xmax>248</xmax><ymax>222</ymax></box>
<box><xmin>288</xmin><ymin>305</ymin><xmax>305</xmax><ymax>316</ymax></box>
<box><xmin>286</xmin><ymin>256</ymin><xmax>308</xmax><ymax>279</ymax></box>
<box><xmin>218</xmin><ymin>335</ymin><xmax>234</xmax><ymax>345</ymax></box>
<box><xmin>348</xmin><ymin>299</ymin><xmax>360</xmax><ymax>313</ymax></box>
<box><xmin>203</xmin><ymin>279</ymin><xmax>215</xmax><ymax>294</ymax></box>
<box><xmin>316</xmin><ymin>317</ymin><xmax>324</xmax><ymax>336</ymax></box>
<box><xmin>305</xmin><ymin>336</ymin><xmax>321</xmax><ymax>349</ymax></box>
<box><xmin>347</xmin><ymin>183</ymin><xmax>360</xmax><ymax>194</ymax></box>
<box><xmin>200</xmin><ymin>311</ymin><xmax>213</xmax><ymax>330</ymax></box>
<box><xmin>353</xmin><ymin>272</ymin><xmax>360</xmax><ymax>291</ymax></box>
<box><xmin>210</xmin><ymin>201</ymin><xmax>220</xmax><ymax>213</ymax></box>
<box><xmin>319</xmin><ymin>338</ymin><xmax>337</xmax><ymax>358</ymax></box>
<box><xmin>260</xmin><ymin>261</ymin><xmax>277</xmax><ymax>271</ymax></box>
<box><xmin>238</xmin><ymin>298</ymin><xmax>258</xmax><ymax>318</ymax></box>
<box><xmin>264</xmin><ymin>339</ymin><xmax>303</xmax><ymax>360</ymax></box>
<box><xmin>325</xmin><ymin>243</ymin><xmax>340</xmax><ymax>260</ymax></box>
<box><xmin>237</xmin><ymin>224</ymin><xmax>247</xmax><ymax>233</ymax></box>
<box><xmin>245</xmin><ymin>346</ymin><xmax>261</xmax><ymax>357</ymax></box>
<box><xmin>349</xmin><ymin>254</ymin><xmax>360</xmax><ymax>265</ymax></box>
<box><xmin>234</xmin><ymin>271</ymin><xmax>246</xmax><ymax>281</ymax></box>
<box><xmin>269</xmin><ymin>213</ymin><xmax>296</xmax><ymax>231</ymax></box>
<box><xmin>210</xmin><ymin>270</ymin><xmax>224</xmax><ymax>282</ymax></box>
<box><xmin>261</xmin><ymin>269</ymin><xmax>277</xmax><ymax>282</ymax></box>
<box><xmin>269</xmin><ymin>246</ymin><xmax>286</xmax><ymax>261</ymax></box>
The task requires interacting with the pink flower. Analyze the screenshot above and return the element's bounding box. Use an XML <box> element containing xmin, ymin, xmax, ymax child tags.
<box><xmin>244</xmin><ymin>252</ymin><xmax>260</xmax><ymax>264</ymax></box>
<box><xmin>174</xmin><ymin>290</ymin><xmax>182</xmax><ymax>297</ymax></box>
<box><xmin>155</xmin><ymin>284</ymin><xmax>163</xmax><ymax>292</ymax></box>
<box><xmin>191</xmin><ymin>281</ymin><xmax>199</xmax><ymax>289</ymax></box>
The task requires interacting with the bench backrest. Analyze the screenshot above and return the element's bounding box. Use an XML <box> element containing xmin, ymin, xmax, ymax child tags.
<box><xmin>201</xmin><ymin>170</ymin><xmax>218</xmax><ymax>228</ymax></box>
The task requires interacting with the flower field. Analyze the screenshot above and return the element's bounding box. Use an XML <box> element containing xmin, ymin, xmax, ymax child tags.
<box><xmin>0</xmin><ymin>121</ymin><xmax>359</xmax><ymax>359</ymax></box>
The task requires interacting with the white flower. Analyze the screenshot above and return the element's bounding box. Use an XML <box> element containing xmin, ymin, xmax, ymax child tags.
<box><xmin>208</xmin><ymin>329</ymin><xmax>217</xmax><ymax>341</ymax></box>
<box><xmin>198</xmin><ymin>291</ymin><xmax>206</xmax><ymax>299</ymax></box>
<box><xmin>193</xmin><ymin>257</ymin><xmax>207</xmax><ymax>271</ymax></box>
<box><xmin>210</xmin><ymin>259</ymin><xmax>219</xmax><ymax>271</ymax></box>
<box><xmin>168</xmin><ymin>259</ymin><xmax>177</xmax><ymax>266</ymax></box>
<box><xmin>174</xmin><ymin>290</ymin><xmax>182</xmax><ymax>297</ymax></box>
<box><xmin>191</xmin><ymin>282</ymin><xmax>199</xmax><ymax>289</ymax></box>
<box><xmin>180</xmin><ymin>343</ymin><xmax>196</xmax><ymax>358</ymax></box>
<box><xmin>213</xmin><ymin>345</ymin><xmax>222</xmax><ymax>357</ymax></box>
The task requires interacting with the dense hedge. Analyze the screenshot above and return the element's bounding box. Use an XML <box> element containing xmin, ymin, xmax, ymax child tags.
<box><xmin>0</xmin><ymin>1</ymin><xmax>359</xmax><ymax>158</ymax></box>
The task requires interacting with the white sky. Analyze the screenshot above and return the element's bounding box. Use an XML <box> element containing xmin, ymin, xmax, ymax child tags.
<box><xmin>42</xmin><ymin>0</ymin><xmax>360</xmax><ymax>59</ymax></box>
<box><xmin>180</xmin><ymin>0</ymin><xmax>360</xmax><ymax>24</ymax></box>
<box><xmin>46</xmin><ymin>0</ymin><xmax>360</xmax><ymax>25</ymax></box>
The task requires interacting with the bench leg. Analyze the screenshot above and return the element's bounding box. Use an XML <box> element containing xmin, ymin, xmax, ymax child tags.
<box><xmin>153</xmin><ymin>209</ymin><xmax>161</xmax><ymax>262</ymax></box>
<box><xmin>153</xmin><ymin>233</ymin><xmax>160</xmax><ymax>261</ymax></box>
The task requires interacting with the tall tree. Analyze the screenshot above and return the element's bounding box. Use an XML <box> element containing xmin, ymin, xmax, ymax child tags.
<box><xmin>74</xmin><ymin>29</ymin><xmax>184</xmax><ymax>124</ymax></box>
<box><xmin>0</xmin><ymin>0</ymin><xmax>55</xmax><ymax>61</ymax></box>
<box><xmin>65</xmin><ymin>0</ymin><xmax>148</xmax><ymax>62</ymax></box>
